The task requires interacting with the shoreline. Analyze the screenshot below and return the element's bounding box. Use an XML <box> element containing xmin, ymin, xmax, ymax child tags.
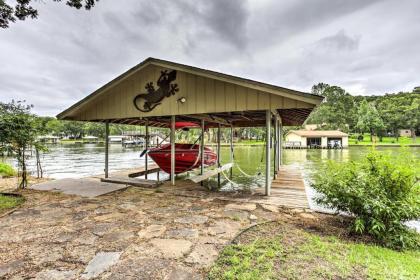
<box><xmin>349</xmin><ymin>144</ymin><xmax>420</xmax><ymax>147</ymax></box>
<box><xmin>43</xmin><ymin>142</ymin><xmax>420</xmax><ymax>147</ymax></box>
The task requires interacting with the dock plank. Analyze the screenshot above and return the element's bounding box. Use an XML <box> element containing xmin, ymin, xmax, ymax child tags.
<box><xmin>101</xmin><ymin>177</ymin><xmax>160</xmax><ymax>188</ymax></box>
<box><xmin>255</xmin><ymin>165</ymin><xmax>309</xmax><ymax>209</ymax></box>
<box><xmin>128</xmin><ymin>167</ymin><xmax>161</xmax><ymax>178</ymax></box>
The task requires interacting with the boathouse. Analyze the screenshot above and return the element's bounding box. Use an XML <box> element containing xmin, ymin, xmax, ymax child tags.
<box><xmin>57</xmin><ymin>57</ymin><xmax>323</xmax><ymax>196</ymax></box>
<box><xmin>285</xmin><ymin>130</ymin><xmax>348</xmax><ymax>149</ymax></box>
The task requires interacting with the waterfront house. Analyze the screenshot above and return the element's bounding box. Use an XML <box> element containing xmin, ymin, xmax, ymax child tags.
<box><xmin>285</xmin><ymin>130</ymin><xmax>348</xmax><ymax>148</ymax></box>
<box><xmin>398</xmin><ymin>129</ymin><xmax>412</xmax><ymax>137</ymax></box>
<box><xmin>108</xmin><ymin>135</ymin><xmax>128</xmax><ymax>143</ymax></box>
<box><xmin>82</xmin><ymin>135</ymin><xmax>99</xmax><ymax>143</ymax></box>
<box><xmin>37</xmin><ymin>135</ymin><xmax>60</xmax><ymax>144</ymax></box>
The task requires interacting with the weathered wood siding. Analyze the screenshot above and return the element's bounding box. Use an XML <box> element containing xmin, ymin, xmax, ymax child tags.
<box><xmin>69</xmin><ymin>64</ymin><xmax>314</xmax><ymax>121</ymax></box>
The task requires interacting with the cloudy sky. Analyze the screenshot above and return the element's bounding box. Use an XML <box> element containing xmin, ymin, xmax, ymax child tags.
<box><xmin>1</xmin><ymin>0</ymin><xmax>419</xmax><ymax>116</ymax></box>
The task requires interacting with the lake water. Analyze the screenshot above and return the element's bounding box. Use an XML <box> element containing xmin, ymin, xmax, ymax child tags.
<box><xmin>4</xmin><ymin>144</ymin><xmax>419</xmax><ymax>231</ymax></box>
<box><xmin>15</xmin><ymin>144</ymin><xmax>419</xmax><ymax>183</ymax></box>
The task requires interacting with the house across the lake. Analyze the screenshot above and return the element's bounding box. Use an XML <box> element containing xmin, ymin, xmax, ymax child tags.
<box><xmin>398</xmin><ymin>129</ymin><xmax>412</xmax><ymax>137</ymax></box>
<box><xmin>82</xmin><ymin>135</ymin><xmax>99</xmax><ymax>143</ymax></box>
<box><xmin>285</xmin><ymin>130</ymin><xmax>348</xmax><ymax>149</ymax></box>
<box><xmin>108</xmin><ymin>135</ymin><xmax>128</xmax><ymax>143</ymax></box>
<box><xmin>37</xmin><ymin>135</ymin><xmax>60</xmax><ymax>144</ymax></box>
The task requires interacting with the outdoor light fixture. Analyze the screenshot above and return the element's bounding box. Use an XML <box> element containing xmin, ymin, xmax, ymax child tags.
<box><xmin>177</xmin><ymin>97</ymin><xmax>187</xmax><ymax>103</ymax></box>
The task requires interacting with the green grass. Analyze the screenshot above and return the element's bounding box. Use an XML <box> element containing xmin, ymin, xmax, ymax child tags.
<box><xmin>349</xmin><ymin>134</ymin><xmax>419</xmax><ymax>145</ymax></box>
<box><xmin>206</xmin><ymin>140</ymin><xmax>265</xmax><ymax>146</ymax></box>
<box><xmin>208</xmin><ymin>236</ymin><xmax>282</xmax><ymax>280</ymax></box>
<box><xmin>349</xmin><ymin>242</ymin><xmax>420</xmax><ymax>279</ymax></box>
<box><xmin>293</xmin><ymin>234</ymin><xmax>420</xmax><ymax>280</ymax></box>
<box><xmin>208</xmin><ymin>224</ymin><xmax>420</xmax><ymax>280</ymax></box>
<box><xmin>0</xmin><ymin>194</ymin><xmax>24</xmax><ymax>212</ymax></box>
<box><xmin>235</xmin><ymin>140</ymin><xmax>265</xmax><ymax>145</ymax></box>
<box><xmin>0</xmin><ymin>162</ymin><xmax>16</xmax><ymax>177</ymax></box>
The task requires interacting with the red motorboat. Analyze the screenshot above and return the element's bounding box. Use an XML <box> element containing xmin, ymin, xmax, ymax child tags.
<box><xmin>148</xmin><ymin>143</ymin><xmax>217</xmax><ymax>174</ymax></box>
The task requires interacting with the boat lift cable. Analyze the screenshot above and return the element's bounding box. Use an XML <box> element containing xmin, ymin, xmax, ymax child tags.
<box><xmin>232</xmin><ymin>139</ymin><xmax>265</xmax><ymax>178</ymax></box>
<box><xmin>221</xmin><ymin>168</ymin><xmax>239</xmax><ymax>187</ymax></box>
<box><xmin>187</xmin><ymin>145</ymin><xmax>202</xmax><ymax>171</ymax></box>
<box><xmin>140</xmin><ymin>127</ymin><xmax>197</xmax><ymax>158</ymax></box>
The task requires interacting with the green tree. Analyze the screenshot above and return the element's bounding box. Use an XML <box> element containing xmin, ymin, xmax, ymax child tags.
<box><xmin>0</xmin><ymin>0</ymin><xmax>98</xmax><ymax>28</ymax></box>
<box><xmin>306</xmin><ymin>83</ymin><xmax>357</xmax><ymax>131</ymax></box>
<box><xmin>376</xmin><ymin>95</ymin><xmax>406</xmax><ymax>141</ymax></box>
<box><xmin>403</xmin><ymin>98</ymin><xmax>420</xmax><ymax>142</ymax></box>
<box><xmin>0</xmin><ymin>100</ymin><xmax>45</xmax><ymax>188</ymax></box>
<box><xmin>83</xmin><ymin>122</ymin><xmax>105</xmax><ymax>138</ymax></box>
<box><xmin>355</xmin><ymin>99</ymin><xmax>385</xmax><ymax>142</ymax></box>
<box><xmin>45</xmin><ymin>118</ymin><xmax>64</xmax><ymax>135</ymax></box>
<box><xmin>312</xmin><ymin>150</ymin><xmax>420</xmax><ymax>250</ymax></box>
<box><xmin>60</xmin><ymin>120</ymin><xmax>84</xmax><ymax>138</ymax></box>
<box><xmin>311</xmin><ymin>82</ymin><xmax>330</xmax><ymax>96</ymax></box>
<box><xmin>373</xmin><ymin>91</ymin><xmax>419</xmax><ymax>141</ymax></box>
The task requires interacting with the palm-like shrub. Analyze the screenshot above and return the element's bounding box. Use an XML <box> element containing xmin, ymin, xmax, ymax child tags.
<box><xmin>0</xmin><ymin>162</ymin><xmax>16</xmax><ymax>177</ymax></box>
<box><xmin>312</xmin><ymin>150</ymin><xmax>420</xmax><ymax>250</ymax></box>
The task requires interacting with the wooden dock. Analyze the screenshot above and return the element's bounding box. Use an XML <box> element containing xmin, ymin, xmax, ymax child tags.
<box><xmin>91</xmin><ymin>164</ymin><xmax>310</xmax><ymax>209</ymax></box>
<box><xmin>160</xmin><ymin>165</ymin><xmax>310</xmax><ymax>210</ymax></box>
<box><xmin>254</xmin><ymin>165</ymin><xmax>309</xmax><ymax>209</ymax></box>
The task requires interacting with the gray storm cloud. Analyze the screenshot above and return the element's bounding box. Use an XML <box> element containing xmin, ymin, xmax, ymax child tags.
<box><xmin>0</xmin><ymin>0</ymin><xmax>419</xmax><ymax>116</ymax></box>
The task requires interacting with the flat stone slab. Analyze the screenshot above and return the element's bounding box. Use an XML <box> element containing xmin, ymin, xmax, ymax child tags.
<box><xmin>30</xmin><ymin>178</ymin><xmax>128</xmax><ymax>198</ymax></box>
<box><xmin>81</xmin><ymin>251</ymin><xmax>122</xmax><ymax>279</ymax></box>
<box><xmin>174</xmin><ymin>215</ymin><xmax>209</xmax><ymax>224</ymax></box>
<box><xmin>138</xmin><ymin>225</ymin><xmax>166</xmax><ymax>239</ymax></box>
<box><xmin>167</xmin><ymin>265</ymin><xmax>203</xmax><ymax>280</ymax></box>
<box><xmin>223</xmin><ymin>209</ymin><xmax>249</xmax><ymax>221</ymax></box>
<box><xmin>185</xmin><ymin>244</ymin><xmax>218</xmax><ymax>267</ymax></box>
<box><xmin>166</xmin><ymin>228</ymin><xmax>199</xmax><ymax>239</ymax></box>
<box><xmin>0</xmin><ymin>260</ymin><xmax>24</xmax><ymax>278</ymax></box>
<box><xmin>225</xmin><ymin>203</ymin><xmax>257</xmax><ymax>211</ymax></box>
<box><xmin>207</xmin><ymin>220</ymin><xmax>242</xmax><ymax>238</ymax></box>
<box><xmin>150</xmin><ymin>239</ymin><xmax>193</xmax><ymax>259</ymax></box>
<box><xmin>35</xmin><ymin>269</ymin><xmax>77</xmax><ymax>280</ymax></box>
<box><xmin>260</xmin><ymin>204</ymin><xmax>279</xmax><ymax>213</ymax></box>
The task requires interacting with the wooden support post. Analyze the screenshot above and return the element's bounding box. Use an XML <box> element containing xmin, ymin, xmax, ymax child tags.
<box><xmin>230</xmin><ymin>125</ymin><xmax>234</xmax><ymax>179</ymax></box>
<box><xmin>265</xmin><ymin>110</ymin><xmax>271</xmax><ymax>196</ymax></box>
<box><xmin>105</xmin><ymin>121</ymin><xmax>109</xmax><ymax>178</ymax></box>
<box><xmin>170</xmin><ymin>115</ymin><xmax>176</xmax><ymax>186</ymax></box>
<box><xmin>217</xmin><ymin>124</ymin><xmax>221</xmax><ymax>187</ymax></box>
<box><xmin>145</xmin><ymin>119</ymin><xmax>149</xmax><ymax>179</ymax></box>
<box><xmin>200</xmin><ymin>120</ymin><xmax>205</xmax><ymax>186</ymax></box>
<box><xmin>274</xmin><ymin>116</ymin><xmax>278</xmax><ymax>179</ymax></box>
<box><xmin>279</xmin><ymin>121</ymin><xmax>283</xmax><ymax>167</ymax></box>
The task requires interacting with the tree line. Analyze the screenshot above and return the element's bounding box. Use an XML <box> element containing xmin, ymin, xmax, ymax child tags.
<box><xmin>36</xmin><ymin>84</ymin><xmax>419</xmax><ymax>142</ymax></box>
<box><xmin>307</xmin><ymin>83</ymin><xmax>420</xmax><ymax>141</ymax></box>
<box><xmin>37</xmin><ymin>117</ymin><xmax>268</xmax><ymax>143</ymax></box>
<box><xmin>27</xmin><ymin>83</ymin><xmax>420</xmax><ymax>143</ymax></box>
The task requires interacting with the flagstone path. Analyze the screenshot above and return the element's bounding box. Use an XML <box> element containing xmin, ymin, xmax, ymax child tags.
<box><xmin>0</xmin><ymin>184</ymin><xmax>314</xmax><ymax>279</ymax></box>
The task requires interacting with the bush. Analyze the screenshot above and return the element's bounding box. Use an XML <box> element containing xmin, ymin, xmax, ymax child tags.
<box><xmin>0</xmin><ymin>162</ymin><xmax>16</xmax><ymax>177</ymax></box>
<box><xmin>311</xmin><ymin>149</ymin><xmax>420</xmax><ymax>250</ymax></box>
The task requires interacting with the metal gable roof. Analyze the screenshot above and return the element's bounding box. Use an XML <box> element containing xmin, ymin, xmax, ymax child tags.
<box><xmin>57</xmin><ymin>57</ymin><xmax>323</xmax><ymax>119</ymax></box>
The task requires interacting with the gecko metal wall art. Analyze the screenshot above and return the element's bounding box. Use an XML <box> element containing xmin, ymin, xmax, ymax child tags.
<box><xmin>133</xmin><ymin>70</ymin><xmax>179</xmax><ymax>112</ymax></box>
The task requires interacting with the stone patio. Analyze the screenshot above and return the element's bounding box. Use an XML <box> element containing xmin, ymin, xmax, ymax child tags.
<box><xmin>0</xmin><ymin>183</ymin><xmax>309</xmax><ymax>279</ymax></box>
